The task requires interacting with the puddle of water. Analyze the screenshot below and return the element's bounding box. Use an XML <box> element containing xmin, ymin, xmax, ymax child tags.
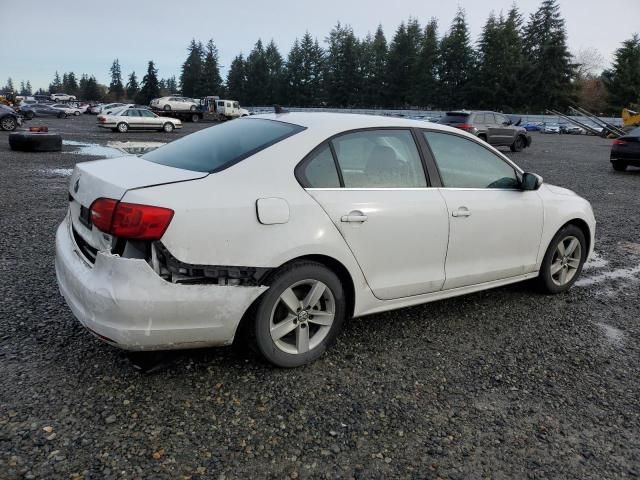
<box><xmin>38</xmin><ymin>168</ymin><xmax>73</xmax><ymax>177</ymax></box>
<box><xmin>63</xmin><ymin>140</ymin><xmax>165</xmax><ymax>158</ymax></box>
<box><xmin>575</xmin><ymin>265</ymin><xmax>640</xmax><ymax>287</ymax></box>
<box><xmin>583</xmin><ymin>252</ymin><xmax>608</xmax><ymax>270</ymax></box>
<box><xmin>595</xmin><ymin>322</ymin><xmax>624</xmax><ymax>346</ymax></box>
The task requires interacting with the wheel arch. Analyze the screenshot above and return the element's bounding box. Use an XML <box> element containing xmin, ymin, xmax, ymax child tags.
<box><xmin>563</xmin><ymin>218</ymin><xmax>592</xmax><ymax>255</ymax></box>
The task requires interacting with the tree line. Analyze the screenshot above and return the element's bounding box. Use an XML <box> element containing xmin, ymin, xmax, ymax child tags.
<box><xmin>4</xmin><ymin>0</ymin><xmax>639</xmax><ymax>113</ymax></box>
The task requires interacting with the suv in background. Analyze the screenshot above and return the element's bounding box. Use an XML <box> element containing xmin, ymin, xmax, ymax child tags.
<box><xmin>50</xmin><ymin>93</ymin><xmax>77</xmax><ymax>102</ymax></box>
<box><xmin>438</xmin><ymin>110</ymin><xmax>532</xmax><ymax>152</ymax></box>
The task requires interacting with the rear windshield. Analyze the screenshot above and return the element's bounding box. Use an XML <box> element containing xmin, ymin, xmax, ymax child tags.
<box><xmin>439</xmin><ymin>113</ymin><xmax>470</xmax><ymax>123</ymax></box>
<box><xmin>143</xmin><ymin>118</ymin><xmax>305</xmax><ymax>173</ymax></box>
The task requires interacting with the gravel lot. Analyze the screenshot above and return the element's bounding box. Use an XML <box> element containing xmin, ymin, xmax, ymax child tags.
<box><xmin>1</xmin><ymin>114</ymin><xmax>639</xmax><ymax>479</ymax></box>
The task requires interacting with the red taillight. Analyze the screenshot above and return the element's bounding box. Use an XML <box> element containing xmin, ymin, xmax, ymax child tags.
<box><xmin>613</xmin><ymin>139</ymin><xmax>627</xmax><ymax>145</ymax></box>
<box><xmin>456</xmin><ymin>123</ymin><xmax>474</xmax><ymax>130</ymax></box>
<box><xmin>89</xmin><ymin>198</ymin><xmax>174</xmax><ymax>241</ymax></box>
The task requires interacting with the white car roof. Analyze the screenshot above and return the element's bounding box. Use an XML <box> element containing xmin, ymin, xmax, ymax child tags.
<box><xmin>250</xmin><ymin>112</ymin><xmax>461</xmax><ymax>137</ymax></box>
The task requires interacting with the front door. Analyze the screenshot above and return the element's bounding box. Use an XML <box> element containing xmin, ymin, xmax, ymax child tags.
<box><xmin>422</xmin><ymin>130</ymin><xmax>544</xmax><ymax>290</ymax></box>
<box><xmin>299</xmin><ymin>129</ymin><xmax>450</xmax><ymax>300</ymax></box>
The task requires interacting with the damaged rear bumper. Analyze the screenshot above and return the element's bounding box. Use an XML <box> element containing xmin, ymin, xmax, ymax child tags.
<box><xmin>54</xmin><ymin>216</ymin><xmax>267</xmax><ymax>350</ymax></box>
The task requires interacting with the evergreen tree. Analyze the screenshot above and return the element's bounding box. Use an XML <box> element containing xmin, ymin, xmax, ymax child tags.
<box><xmin>367</xmin><ymin>25</ymin><xmax>388</xmax><ymax>106</ymax></box>
<box><xmin>126</xmin><ymin>71</ymin><xmax>139</xmax><ymax>100</ymax></box>
<box><xmin>20</xmin><ymin>81</ymin><xmax>26</xmax><ymax>95</ymax></box>
<box><xmin>226</xmin><ymin>54</ymin><xmax>247</xmax><ymax>101</ymax></box>
<box><xmin>522</xmin><ymin>0</ymin><xmax>575</xmax><ymax>110</ymax></box>
<box><xmin>49</xmin><ymin>71</ymin><xmax>62</xmax><ymax>93</ymax></box>
<box><xmin>415</xmin><ymin>19</ymin><xmax>439</xmax><ymax>107</ymax></box>
<box><xmin>265</xmin><ymin>40</ymin><xmax>285</xmax><ymax>104</ymax></box>
<box><xmin>284</xmin><ymin>39</ymin><xmax>304</xmax><ymax>106</ymax></box>
<box><xmin>82</xmin><ymin>75</ymin><xmax>102</xmax><ymax>101</ymax></box>
<box><xmin>386</xmin><ymin>19</ymin><xmax>423</xmax><ymax>106</ymax></box>
<box><xmin>136</xmin><ymin>61</ymin><xmax>160</xmax><ymax>105</ymax></box>
<box><xmin>180</xmin><ymin>39</ymin><xmax>204</xmax><ymax>97</ymax></box>
<box><xmin>325</xmin><ymin>23</ymin><xmax>361</xmax><ymax>107</ymax></box>
<box><xmin>201</xmin><ymin>39</ymin><xmax>224</xmax><ymax>95</ymax></box>
<box><xmin>63</xmin><ymin>72</ymin><xmax>78</xmax><ymax>96</ymax></box>
<box><xmin>5</xmin><ymin>77</ymin><xmax>14</xmax><ymax>92</ymax></box>
<box><xmin>109</xmin><ymin>59</ymin><xmax>124</xmax><ymax>100</ymax></box>
<box><xmin>602</xmin><ymin>34</ymin><xmax>640</xmax><ymax>111</ymax></box>
<box><xmin>245</xmin><ymin>39</ymin><xmax>269</xmax><ymax>104</ymax></box>
<box><xmin>25</xmin><ymin>81</ymin><xmax>32</xmax><ymax>96</ymax></box>
<box><xmin>298</xmin><ymin>33</ymin><xmax>325</xmax><ymax>105</ymax></box>
<box><xmin>166</xmin><ymin>76</ymin><xmax>178</xmax><ymax>94</ymax></box>
<box><xmin>62</xmin><ymin>73</ymin><xmax>69</xmax><ymax>92</ymax></box>
<box><xmin>438</xmin><ymin>8</ymin><xmax>475</xmax><ymax>109</ymax></box>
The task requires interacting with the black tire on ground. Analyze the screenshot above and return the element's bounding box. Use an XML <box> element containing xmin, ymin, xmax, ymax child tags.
<box><xmin>190</xmin><ymin>105</ymin><xmax>196</xmax><ymax>111</ymax></box>
<box><xmin>1</xmin><ymin>116</ymin><xmax>17</xmax><ymax>131</ymax></box>
<box><xmin>9</xmin><ymin>132</ymin><xmax>62</xmax><ymax>152</ymax></box>
<box><xmin>117</xmin><ymin>122</ymin><xmax>128</xmax><ymax>133</ymax></box>
<box><xmin>250</xmin><ymin>261</ymin><xmax>347</xmax><ymax>367</ymax></box>
<box><xmin>537</xmin><ymin>224</ymin><xmax>587</xmax><ymax>294</ymax></box>
<box><xmin>510</xmin><ymin>135</ymin><xmax>525</xmax><ymax>152</ymax></box>
<box><xmin>163</xmin><ymin>105</ymin><xmax>171</xmax><ymax>111</ymax></box>
<box><xmin>191</xmin><ymin>114</ymin><xmax>200</xmax><ymax>123</ymax></box>
<box><xmin>162</xmin><ymin>122</ymin><xmax>174</xmax><ymax>133</ymax></box>
<box><xmin>611</xmin><ymin>161</ymin><xmax>627</xmax><ymax>172</ymax></box>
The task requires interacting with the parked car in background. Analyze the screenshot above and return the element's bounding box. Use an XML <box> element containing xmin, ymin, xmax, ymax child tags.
<box><xmin>56</xmin><ymin>113</ymin><xmax>595</xmax><ymax>367</ymax></box>
<box><xmin>522</xmin><ymin>121</ymin><xmax>543</xmax><ymax>131</ymax></box>
<box><xmin>50</xmin><ymin>93</ymin><xmax>76</xmax><ymax>101</ymax></box>
<box><xmin>565</xmin><ymin>125</ymin><xmax>585</xmax><ymax>135</ymax></box>
<box><xmin>150</xmin><ymin>96</ymin><xmax>199</xmax><ymax>111</ymax></box>
<box><xmin>97</xmin><ymin>107</ymin><xmax>182</xmax><ymax>133</ymax></box>
<box><xmin>91</xmin><ymin>103</ymin><xmax>125</xmax><ymax>115</ymax></box>
<box><xmin>0</xmin><ymin>104</ymin><xmax>22</xmax><ymax>131</ymax></box>
<box><xmin>438</xmin><ymin>110</ymin><xmax>532</xmax><ymax>152</ymax></box>
<box><xmin>52</xmin><ymin>103</ymin><xmax>82</xmax><ymax>116</ymax></box>
<box><xmin>610</xmin><ymin>126</ymin><xmax>640</xmax><ymax>171</ymax></box>
<box><xmin>541</xmin><ymin>123</ymin><xmax>561</xmax><ymax>134</ymax></box>
<box><xmin>18</xmin><ymin>103</ymin><xmax>67</xmax><ymax>119</ymax></box>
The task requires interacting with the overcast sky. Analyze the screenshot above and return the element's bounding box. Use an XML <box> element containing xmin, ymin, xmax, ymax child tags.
<box><xmin>1</xmin><ymin>0</ymin><xmax>638</xmax><ymax>91</ymax></box>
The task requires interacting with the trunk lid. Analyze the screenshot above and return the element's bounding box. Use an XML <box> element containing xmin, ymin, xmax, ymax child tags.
<box><xmin>68</xmin><ymin>156</ymin><xmax>207</xmax><ymax>253</ymax></box>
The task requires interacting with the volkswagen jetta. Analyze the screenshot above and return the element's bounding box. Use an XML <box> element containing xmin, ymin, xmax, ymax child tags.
<box><xmin>55</xmin><ymin>113</ymin><xmax>596</xmax><ymax>367</ymax></box>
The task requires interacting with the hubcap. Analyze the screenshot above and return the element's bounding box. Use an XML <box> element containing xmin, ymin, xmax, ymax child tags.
<box><xmin>550</xmin><ymin>235</ymin><xmax>582</xmax><ymax>286</ymax></box>
<box><xmin>269</xmin><ymin>279</ymin><xmax>335</xmax><ymax>355</ymax></box>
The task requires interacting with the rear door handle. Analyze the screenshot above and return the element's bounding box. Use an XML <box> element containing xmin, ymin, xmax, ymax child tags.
<box><xmin>341</xmin><ymin>211</ymin><xmax>368</xmax><ymax>223</ymax></box>
<box><xmin>452</xmin><ymin>207</ymin><xmax>471</xmax><ymax>218</ymax></box>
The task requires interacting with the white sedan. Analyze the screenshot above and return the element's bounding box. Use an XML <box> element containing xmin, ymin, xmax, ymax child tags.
<box><xmin>97</xmin><ymin>107</ymin><xmax>182</xmax><ymax>133</ymax></box>
<box><xmin>150</xmin><ymin>96</ymin><xmax>199</xmax><ymax>111</ymax></box>
<box><xmin>51</xmin><ymin>103</ymin><xmax>82</xmax><ymax>116</ymax></box>
<box><xmin>55</xmin><ymin>113</ymin><xmax>595</xmax><ymax>367</ymax></box>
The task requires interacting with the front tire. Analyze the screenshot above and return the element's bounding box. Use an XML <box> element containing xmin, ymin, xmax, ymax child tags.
<box><xmin>251</xmin><ymin>261</ymin><xmax>346</xmax><ymax>367</ymax></box>
<box><xmin>612</xmin><ymin>161</ymin><xmax>627</xmax><ymax>172</ymax></box>
<box><xmin>163</xmin><ymin>105</ymin><xmax>171</xmax><ymax>111</ymax></box>
<box><xmin>537</xmin><ymin>224</ymin><xmax>586</xmax><ymax>294</ymax></box>
<box><xmin>162</xmin><ymin>122</ymin><xmax>174</xmax><ymax>133</ymax></box>
<box><xmin>1</xmin><ymin>116</ymin><xmax>17</xmax><ymax>131</ymax></box>
<box><xmin>510</xmin><ymin>135</ymin><xmax>525</xmax><ymax>152</ymax></box>
<box><xmin>190</xmin><ymin>105</ymin><xmax>196</xmax><ymax>111</ymax></box>
<box><xmin>74</xmin><ymin>111</ymin><xmax>80</xmax><ymax>116</ymax></box>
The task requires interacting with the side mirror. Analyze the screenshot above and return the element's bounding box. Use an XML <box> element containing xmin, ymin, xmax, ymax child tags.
<box><xmin>521</xmin><ymin>172</ymin><xmax>543</xmax><ymax>191</ymax></box>
<box><xmin>503</xmin><ymin>120</ymin><xmax>511</xmax><ymax>126</ymax></box>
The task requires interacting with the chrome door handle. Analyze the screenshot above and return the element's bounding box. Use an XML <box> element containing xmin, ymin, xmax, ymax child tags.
<box><xmin>452</xmin><ymin>207</ymin><xmax>471</xmax><ymax>218</ymax></box>
<box><xmin>341</xmin><ymin>211</ymin><xmax>368</xmax><ymax>223</ymax></box>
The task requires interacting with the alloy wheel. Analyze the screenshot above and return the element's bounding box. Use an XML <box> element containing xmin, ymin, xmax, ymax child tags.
<box><xmin>269</xmin><ymin>279</ymin><xmax>335</xmax><ymax>355</ymax></box>
<box><xmin>550</xmin><ymin>235</ymin><xmax>582</xmax><ymax>286</ymax></box>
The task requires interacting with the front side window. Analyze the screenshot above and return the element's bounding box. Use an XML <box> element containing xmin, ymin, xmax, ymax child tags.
<box><xmin>144</xmin><ymin>118</ymin><xmax>304</xmax><ymax>173</ymax></box>
<box><xmin>423</xmin><ymin>131</ymin><xmax>519</xmax><ymax>189</ymax></box>
<box><xmin>298</xmin><ymin>143</ymin><xmax>340</xmax><ymax>188</ymax></box>
<box><xmin>331</xmin><ymin>130</ymin><xmax>426</xmax><ymax>188</ymax></box>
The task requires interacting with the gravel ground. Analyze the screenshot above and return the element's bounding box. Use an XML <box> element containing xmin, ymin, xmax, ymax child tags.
<box><xmin>1</xmin><ymin>115</ymin><xmax>639</xmax><ymax>479</ymax></box>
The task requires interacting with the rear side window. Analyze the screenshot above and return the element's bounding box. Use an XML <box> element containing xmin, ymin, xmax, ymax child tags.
<box><xmin>143</xmin><ymin>118</ymin><xmax>305</xmax><ymax>173</ymax></box>
<box><xmin>298</xmin><ymin>144</ymin><xmax>340</xmax><ymax>188</ymax></box>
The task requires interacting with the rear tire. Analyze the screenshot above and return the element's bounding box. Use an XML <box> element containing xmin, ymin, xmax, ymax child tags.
<box><xmin>191</xmin><ymin>113</ymin><xmax>200</xmax><ymax>123</ymax></box>
<box><xmin>1</xmin><ymin>116</ymin><xmax>17</xmax><ymax>131</ymax></box>
<box><xmin>117</xmin><ymin>122</ymin><xmax>128</xmax><ymax>133</ymax></box>
<box><xmin>250</xmin><ymin>261</ymin><xmax>346</xmax><ymax>367</ymax></box>
<box><xmin>162</xmin><ymin>122</ymin><xmax>174</xmax><ymax>133</ymax></box>
<box><xmin>612</xmin><ymin>161</ymin><xmax>627</xmax><ymax>172</ymax></box>
<box><xmin>74</xmin><ymin>111</ymin><xmax>80</xmax><ymax>116</ymax></box>
<box><xmin>510</xmin><ymin>135</ymin><xmax>525</xmax><ymax>152</ymax></box>
<box><xmin>537</xmin><ymin>224</ymin><xmax>586</xmax><ymax>294</ymax></box>
<box><xmin>163</xmin><ymin>105</ymin><xmax>171</xmax><ymax>111</ymax></box>
<box><xmin>190</xmin><ymin>105</ymin><xmax>196</xmax><ymax>111</ymax></box>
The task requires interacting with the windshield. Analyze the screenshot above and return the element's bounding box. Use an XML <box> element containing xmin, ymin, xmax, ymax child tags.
<box><xmin>143</xmin><ymin>118</ymin><xmax>305</xmax><ymax>173</ymax></box>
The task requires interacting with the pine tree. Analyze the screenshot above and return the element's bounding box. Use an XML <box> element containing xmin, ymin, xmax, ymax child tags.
<box><xmin>20</xmin><ymin>81</ymin><xmax>26</xmax><ymax>95</ymax></box>
<box><xmin>325</xmin><ymin>23</ymin><xmax>361</xmax><ymax>107</ymax></box>
<box><xmin>265</xmin><ymin>40</ymin><xmax>285</xmax><ymax>104</ymax></box>
<box><xmin>180</xmin><ymin>40</ymin><xmax>204</xmax><ymax>97</ymax></box>
<box><xmin>438</xmin><ymin>8</ymin><xmax>475</xmax><ymax>109</ymax></box>
<box><xmin>50</xmin><ymin>71</ymin><xmax>62</xmax><ymax>94</ymax></box>
<box><xmin>245</xmin><ymin>40</ymin><xmax>269</xmax><ymax>105</ymax></box>
<box><xmin>284</xmin><ymin>39</ymin><xmax>304</xmax><ymax>106</ymax></box>
<box><xmin>367</xmin><ymin>25</ymin><xmax>388</xmax><ymax>106</ymax></box>
<box><xmin>522</xmin><ymin>0</ymin><xmax>575</xmax><ymax>111</ymax></box>
<box><xmin>109</xmin><ymin>59</ymin><xmax>124</xmax><ymax>100</ymax></box>
<box><xmin>298</xmin><ymin>33</ymin><xmax>325</xmax><ymax>106</ymax></box>
<box><xmin>63</xmin><ymin>72</ymin><xmax>78</xmax><ymax>96</ymax></box>
<box><xmin>126</xmin><ymin>71</ymin><xmax>139</xmax><ymax>100</ymax></box>
<box><xmin>136</xmin><ymin>61</ymin><xmax>160</xmax><ymax>105</ymax></box>
<box><xmin>5</xmin><ymin>77</ymin><xmax>14</xmax><ymax>92</ymax></box>
<box><xmin>82</xmin><ymin>76</ymin><xmax>102</xmax><ymax>101</ymax></box>
<box><xmin>226</xmin><ymin>54</ymin><xmax>247</xmax><ymax>101</ymax></box>
<box><xmin>25</xmin><ymin>81</ymin><xmax>32</xmax><ymax>96</ymax></box>
<box><xmin>201</xmin><ymin>39</ymin><xmax>224</xmax><ymax>96</ymax></box>
<box><xmin>386</xmin><ymin>19</ymin><xmax>423</xmax><ymax>106</ymax></box>
<box><xmin>415</xmin><ymin>19</ymin><xmax>439</xmax><ymax>107</ymax></box>
<box><xmin>166</xmin><ymin>76</ymin><xmax>178</xmax><ymax>94</ymax></box>
<box><xmin>602</xmin><ymin>34</ymin><xmax>640</xmax><ymax>111</ymax></box>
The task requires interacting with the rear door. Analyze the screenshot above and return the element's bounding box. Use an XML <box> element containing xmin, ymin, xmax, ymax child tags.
<box><xmin>300</xmin><ymin>129</ymin><xmax>450</xmax><ymax>300</ymax></box>
<box><xmin>422</xmin><ymin>130</ymin><xmax>543</xmax><ymax>289</ymax></box>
